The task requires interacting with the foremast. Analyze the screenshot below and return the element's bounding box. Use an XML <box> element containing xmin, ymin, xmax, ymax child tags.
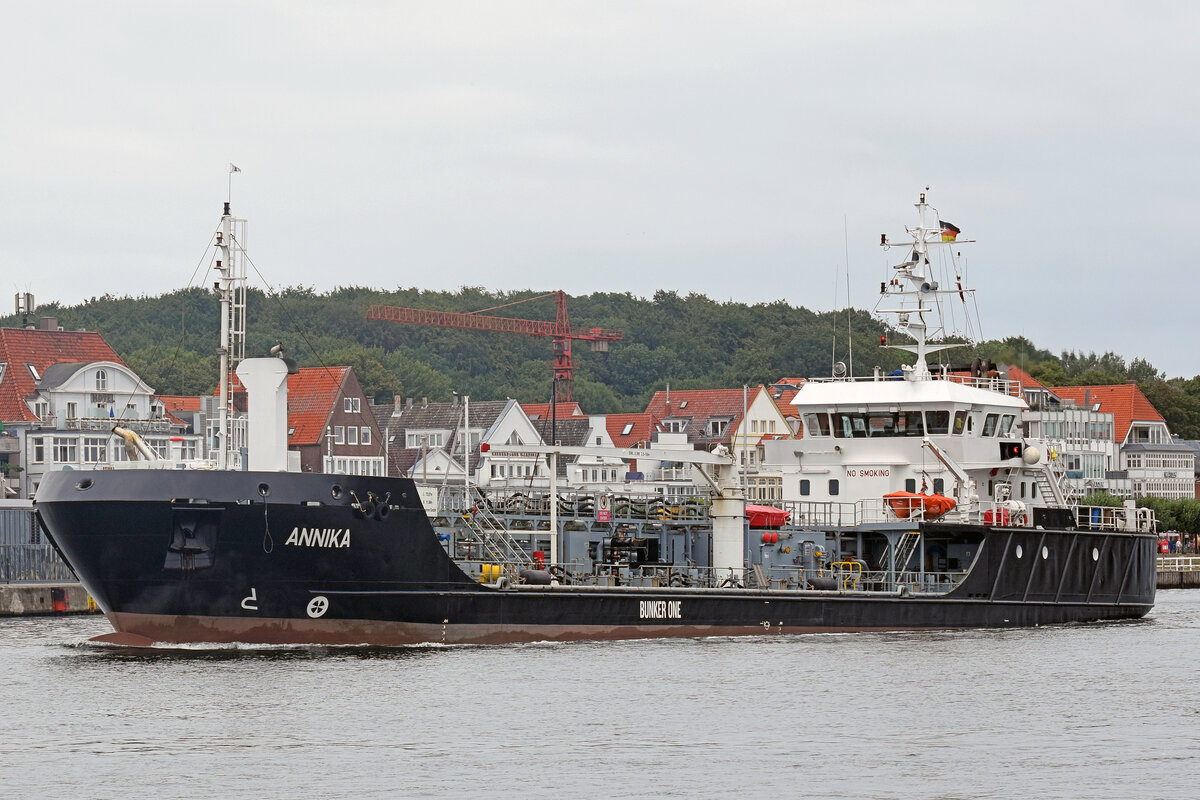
<box><xmin>875</xmin><ymin>191</ymin><xmax>975</xmax><ymax>381</ymax></box>
<box><xmin>214</xmin><ymin>202</ymin><xmax>247</xmax><ymax>469</ymax></box>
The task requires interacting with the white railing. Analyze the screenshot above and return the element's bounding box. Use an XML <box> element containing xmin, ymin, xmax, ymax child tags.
<box><xmin>1157</xmin><ymin>556</ymin><xmax>1200</xmax><ymax>572</ymax></box>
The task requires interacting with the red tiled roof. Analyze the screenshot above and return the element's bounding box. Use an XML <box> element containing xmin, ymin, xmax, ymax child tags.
<box><xmin>157</xmin><ymin>394</ymin><xmax>202</xmax><ymax>413</ymax></box>
<box><xmin>769</xmin><ymin>378</ymin><xmax>806</xmax><ymax>419</ymax></box>
<box><xmin>645</xmin><ymin>388</ymin><xmax>749</xmax><ymax>422</ymax></box>
<box><xmin>644</xmin><ymin>387</ymin><xmax>767</xmax><ymax>445</ymax></box>
<box><xmin>286</xmin><ymin>366</ymin><xmax>350</xmax><ymax>445</ymax></box>
<box><xmin>0</xmin><ymin>328</ymin><xmax>126</xmax><ymax>422</ymax></box>
<box><xmin>521</xmin><ymin>402</ymin><xmax>584</xmax><ymax>419</ymax></box>
<box><xmin>1050</xmin><ymin>383</ymin><xmax>1165</xmax><ymax>443</ymax></box>
<box><xmin>605</xmin><ymin>412</ymin><xmax>663</xmax><ymax>448</ymax></box>
<box><xmin>1005</xmin><ymin>365</ymin><xmax>1048</xmax><ymax>392</ymax></box>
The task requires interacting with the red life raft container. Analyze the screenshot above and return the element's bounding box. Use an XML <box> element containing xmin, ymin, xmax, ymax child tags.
<box><xmin>883</xmin><ymin>491</ymin><xmax>956</xmax><ymax>520</ymax></box>
<box><xmin>746</xmin><ymin>504</ymin><xmax>790</xmax><ymax>528</ymax></box>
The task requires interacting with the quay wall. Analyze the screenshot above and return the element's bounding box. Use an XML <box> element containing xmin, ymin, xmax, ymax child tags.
<box><xmin>0</xmin><ymin>583</ymin><xmax>97</xmax><ymax>616</ymax></box>
<box><xmin>1157</xmin><ymin>571</ymin><xmax>1200</xmax><ymax>589</ymax></box>
<box><xmin>1156</xmin><ymin>556</ymin><xmax>1200</xmax><ymax>589</ymax></box>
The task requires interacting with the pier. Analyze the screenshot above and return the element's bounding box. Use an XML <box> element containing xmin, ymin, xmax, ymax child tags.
<box><xmin>1156</xmin><ymin>556</ymin><xmax>1200</xmax><ymax>589</ymax></box>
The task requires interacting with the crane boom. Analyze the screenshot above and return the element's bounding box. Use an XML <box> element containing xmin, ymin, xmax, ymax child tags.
<box><xmin>366</xmin><ymin>290</ymin><xmax>622</xmax><ymax>402</ymax></box>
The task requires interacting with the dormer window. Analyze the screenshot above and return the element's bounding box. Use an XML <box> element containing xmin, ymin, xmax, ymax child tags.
<box><xmin>96</xmin><ymin>369</ymin><xmax>108</xmax><ymax>390</ymax></box>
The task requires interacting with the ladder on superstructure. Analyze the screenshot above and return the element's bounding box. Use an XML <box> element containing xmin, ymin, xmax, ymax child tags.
<box><xmin>890</xmin><ymin>531</ymin><xmax>921</xmax><ymax>576</ymax></box>
<box><xmin>214</xmin><ymin>207</ymin><xmax>247</xmax><ymax>469</ymax></box>
<box><xmin>1035</xmin><ymin>462</ymin><xmax>1069</xmax><ymax>508</ymax></box>
<box><xmin>459</xmin><ymin>486</ymin><xmax>532</xmax><ymax>575</ymax></box>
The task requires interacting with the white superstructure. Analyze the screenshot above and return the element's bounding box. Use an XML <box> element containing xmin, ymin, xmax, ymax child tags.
<box><xmin>762</xmin><ymin>193</ymin><xmax>1065</xmax><ymax>523</ymax></box>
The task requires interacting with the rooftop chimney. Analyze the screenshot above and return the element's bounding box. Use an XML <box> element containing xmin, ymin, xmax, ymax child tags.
<box><xmin>39</xmin><ymin>316</ymin><xmax>58</xmax><ymax>331</ymax></box>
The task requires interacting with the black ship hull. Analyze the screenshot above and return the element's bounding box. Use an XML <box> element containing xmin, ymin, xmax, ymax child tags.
<box><xmin>35</xmin><ymin>469</ymin><xmax>1157</xmax><ymax>646</ymax></box>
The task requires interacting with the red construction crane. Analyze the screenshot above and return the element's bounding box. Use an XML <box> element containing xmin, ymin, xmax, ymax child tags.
<box><xmin>366</xmin><ymin>290</ymin><xmax>622</xmax><ymax>402</ymax></box>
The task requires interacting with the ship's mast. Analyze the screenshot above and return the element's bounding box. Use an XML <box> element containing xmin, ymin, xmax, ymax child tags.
<box><xmin>875</xmin><ymin>191</ymin><xmax>973</xmax><ymax>381</ymax></box>
<box><xmin>215</xmin><ymin>202</ymin><xmax>247</xmax><ymax>469</ymax></box>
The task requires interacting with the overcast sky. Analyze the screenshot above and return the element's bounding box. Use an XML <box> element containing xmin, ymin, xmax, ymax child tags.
<box><xmin>3</xmin><ymin>2</ymin><xmax>1196</xmax><ymax>377</ymax></box>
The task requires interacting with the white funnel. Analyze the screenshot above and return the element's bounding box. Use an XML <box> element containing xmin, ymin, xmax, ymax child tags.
<box><xmin>235</xmin><ymin>358</ymin><xmax>289</xmax><ymax>472</ymax></box>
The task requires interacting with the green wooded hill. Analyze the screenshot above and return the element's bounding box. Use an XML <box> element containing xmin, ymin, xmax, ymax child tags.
<box><xmin>5</xmin><ymin>286</ymin><xmax>1199</xmax><ymax>439</ymax></box>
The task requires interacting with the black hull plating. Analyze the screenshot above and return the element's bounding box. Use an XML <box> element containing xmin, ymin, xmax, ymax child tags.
<box><xmin>35</xmin><ymin>469</ymin><xmax>1157</xmax><ymax>646</ymax></box>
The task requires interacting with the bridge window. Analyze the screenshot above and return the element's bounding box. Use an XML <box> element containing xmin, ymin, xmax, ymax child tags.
<box><xmin>952</xmin><ymin>410</ymin><xmax>968</xmax><ymax>435</ymax></box>
<box><xmin>804</xmin><ymin>413</ymin><xmax>831</xmax><ymax>437</ymax></box>
<box><xmin>926</xmin><ymin>410</ymin><xmax>950</xmax><ymax>434</ymax></box>
<box><xmin>831</xmin><ymin>411</ymin><xmax>926</xmax><ymax>438</ymax></box>
<box><xmin>982</xmin><ymin>413</ymin><xmax>999</xmax><ymax>437</ymax></box>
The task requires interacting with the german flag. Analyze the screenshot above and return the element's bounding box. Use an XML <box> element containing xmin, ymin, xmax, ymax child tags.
<box><xmin>939</xmin><ymin>220</ymin><xmax>960</xmax><ymax>242</ymax></box>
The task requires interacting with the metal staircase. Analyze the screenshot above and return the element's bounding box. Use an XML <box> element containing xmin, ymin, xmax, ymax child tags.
<box><xmin>890</xmin><ymin>531</ymin><xmax>921</xmax><ymax>574</ymax></box>
<box><xmin>1035</xmin><ymin>464</ymin><xmax>1069</xmax><ymax>507</ymax></box>
<box><xmin>460</xmin><ymin>487</ymin><xmax>532</xmax><ymax>573</ymax></box>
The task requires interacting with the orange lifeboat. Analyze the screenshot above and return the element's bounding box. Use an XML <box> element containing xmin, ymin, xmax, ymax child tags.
<box><xmin>883</xmin><ymin>491</ymin><xmax>957</xmax><ymax>520</ymax></box>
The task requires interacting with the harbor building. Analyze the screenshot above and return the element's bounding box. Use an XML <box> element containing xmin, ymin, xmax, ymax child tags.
<box><xmin>0</xmin><ymin>318</ymin><xmax>202</xmax><ymax>499</ymax></box>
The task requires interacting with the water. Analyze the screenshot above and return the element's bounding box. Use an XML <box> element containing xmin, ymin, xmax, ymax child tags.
<box><xmin>2</xmin><ymin>594</ymin><xmax>1198</xmax><ymax>800</ymax></box>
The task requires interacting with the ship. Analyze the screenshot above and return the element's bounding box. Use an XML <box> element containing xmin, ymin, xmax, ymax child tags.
<box><xmin>34</xmin><ymin>194</ymin><xmax>1157</xmax><ymax>646</ymax></box>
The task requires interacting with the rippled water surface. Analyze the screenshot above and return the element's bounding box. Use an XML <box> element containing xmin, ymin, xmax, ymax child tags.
<box><xmin>2</xmin><ymin>592</ymin><xmax>1198</xmax><ymax>799</ymax></box>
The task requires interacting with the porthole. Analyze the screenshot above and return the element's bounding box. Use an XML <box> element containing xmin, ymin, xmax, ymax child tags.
<box><xmin>330</xmin><ymin>484</ymin><xmax>343</xmax><ymax>499</ymax></box>
<box><xmin>75</xmin><ymin>478</ymin><xmax>94</xmax><ymax>491</ymax></box>
<box><xmin>257</xmin><ymin>483</ymin><xmax>270</xmax><ymax>497</ymax></box>
<box><xmin>1041</xmin><ymin>546</ymin><xmax>1049</xmax><ymax>560</ymax></box>
<box><xmin>1015</xmin><ymin>545</ymin><xmax>1023</xmax><ymax>559</ymax></box>
<box><xmin>1092</xmin><ymin>547</ymin><xmax>1100</xmax><ymax>561</ymax></box>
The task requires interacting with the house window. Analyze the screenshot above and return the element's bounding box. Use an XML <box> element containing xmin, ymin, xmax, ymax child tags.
<box><xmin>769</xmin><ymin>420</ymin><xmax>776</xmax><ymax>433</ymax></box>
<box><xmin>66</xmin><ymin>402</ymin><xmax>78</xmax><ymax>419</ymax></box>
<box><xmin>343</xmin><ymin>397</ymin><xmax>360</xmax><ymax>413</ymax></box>
<box><xmin>32</xmin><ymin>437</ymin><xmax>44</xmax><ymax>463</ymax></box>
<box><xmin>96</xmin><ymin>370</ymin><xmax>108</xmax><ymax>390</ymax></box>
<box><xmin>83</xmin><ymin>437</ymin><xmax>108</xmax><ymax>463</ymax></box>
<box><xmin>361</xmin><ymin>427</ymin><xmax>371</xmax><ymax>445</ymax></box>
<box><xmin>710</xmin><ymin>420</ymin><xmax>727</xmax><ymax>436</ymax></box>
<box><xmin>621</xmin><ymin>423</ymin><xmax>634</xmax><ymax>436</ymax></box>
<box><xmin>334</xmin><ymin>426</ymin><xmax>345</xmax><ymax>444</ymax></box>
<box><xmin>35</xmin><ymin>400</ymin><xmax>49</xmax><ymax>419</ymax></box>
<box><xmin>181</xmin><ymin>440</ymin><xmax>197</xmax><ymax>459</ymax></box>
<box><xmin>344</xmin><ymin>397</ymin><xmax>352</xmax><ymax>413</ymax></box>
<box><xmin>53</xmin><ymin>437</ymin><xmax>77</xmax><ymax>463</ymax></box>
<box><xmin>348</xmin><ymin>426</ymin><xmax>358</xmax><ymax>445</ymax></box>
<box><xmin>751</xmin><ymin>420</ymin><xmax>758</xmax><ymax>433</ymax></box>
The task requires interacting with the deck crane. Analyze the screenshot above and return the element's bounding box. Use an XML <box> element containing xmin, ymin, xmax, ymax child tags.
<box><xmin>365</xmin><ymin>290</ymin><xmax>622</xmax><ymax>403</ymax></box>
